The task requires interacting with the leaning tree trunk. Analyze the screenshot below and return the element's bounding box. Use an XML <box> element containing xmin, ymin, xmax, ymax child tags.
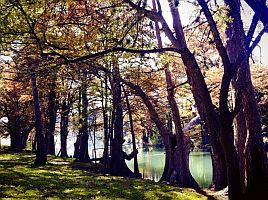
<box><xmin>110</xmin><ymin>63</ymin><xmax>134</xmax><ymax>177</ymax></box>
<box><xmin>166</xmin><ymin>1</ymin><xmax>228</xmax><ymax>190</ymax></box>
<box><xmin>125</xmin><ymin>0</ymin><xmax>228</xmax><ymax>190</ymax></box>
<box><xmin>152</xmin><ymin>1</ymin><xmax>199</xmax><ymax>188</ymax></box>
<box><xmin>31</xmin><ymin>72</ymin><xmax>47</xmax><ymax>165</ymax></box>
<box><xmin>122</xmin><ymin>80</ymin><xmax>199</xmax><ymax>189</ymax></box>
<box><xmin>123</xmin><ymin>86</ymin><xmax>140</xmax><ymax>177</ymax></box>
<box><xmin>163</xmin><ymin>64</ymin><xmax>199</xmax><ymax>189</ymax></box>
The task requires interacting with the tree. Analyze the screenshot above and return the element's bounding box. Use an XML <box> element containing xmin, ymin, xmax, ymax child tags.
<box><xmin>122</xmin><ymin>0</ymin><xmax>267</xmax><ymax>199</ymax></box>
<box><xmin>0</xmin><ymin>64</ymin><xmax>34</xmax><ymax>152</ymax></box>
<box><xmin>123</xmin><ymin>86</ymin><xmax>140</xmax><ymax>176</ymax></box>
<box><xmin>109</xmin><ymin>60</ymin><xmax>135</xmax><ymax>177</ymax></box>
<box><xmin>28</xmin><ymin>58</ymin><xmax>47</xmax><ymax>165</ymax></box>
<box><xmin>45</xmin><ymin>72</ymin><xmax>57</xmax><ymax>155</ymax></box>
<box><xmin>1</xmin><ymin>1</ymin><xmax>267</xmax><ymax>198</ymax></box>
<box><xmin>223</xmin><ymin>0</ymin><xmax>268</xmax><ymax>198</ymax></box>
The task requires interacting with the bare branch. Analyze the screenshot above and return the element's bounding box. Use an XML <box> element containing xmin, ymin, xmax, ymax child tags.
<box><xmin>246</xmin><ymin>13</ymin><xmax>260</xmax><ymax>47</ymax></box>
<box><xmin>244</xmin><ymin>0</ymin><xmax>268</xmax><ymax>31</ymax></box>
<box><xmin>248</xmin><ymin>24</ymin><xmax>268</xmax><ymax>55</ymax></box>
<box><xmin>197</xmin><ymin>0</ymin><xmax>231</xmax><ymax>70</ymax></box>
<box><xmin>123</xmin><ymin>0</ymin><xmax>180</xmax><ymax>47</ymax></box>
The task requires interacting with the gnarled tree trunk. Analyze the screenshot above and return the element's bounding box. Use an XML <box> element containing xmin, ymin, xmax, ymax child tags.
<box><xmin>224</xmin><ymin>0</ymin><xmax>268</xmax><ymax>198</ymax></box>
<box><xmin>110</xmin><ymin>63</ymin><xmax>134</xmax><ymax>177</ymax></box>
<box><xmin>162</xmin><ymin>65</ymin><xmax>199</xmax><ymax>188</ymax></box>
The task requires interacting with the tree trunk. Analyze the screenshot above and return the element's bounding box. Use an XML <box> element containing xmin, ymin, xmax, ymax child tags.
<box><xmin>31</xmin><ymin>73</ymin><xmax>47</xmax><ymax>165</ymax></box>
<box><xmin>123</xmin><ymin>79</ymin><xmax>199</xmax><ymax>188</ymax></box>
<box><xmin>45</xmin><ymin>76</ymin><xmax>56</xmax><ymax>155</ymax></box>
<box><xmin>166</xmin><ymin>2</ymin><xmax>228</xmax><ymax>189</ymax></box>
<box><xmin>6</xmin><ymin>95</ymin><xmax>25</xmax><ymax>152</ymax></box>
<box><xmin>79</xmin><ymin>76</ymin><xmax>90</xmax><ymax>162</ymax></box>
<box><xmin>243</xmin><ymin>85</ymin><xmax>268</xmax><ymax>200</ymax></box>
<box><xmin>233</xmin><ymin>108</ymin><xmax>247</xmax><ymax>190</ymax></box>
<box><xmin>123</xmin><ymin>86</ymin><xmax>140</xmax><ymax>177</ymax></box>
<box><xmin>224</xmin><ymin>1</ymin><xmax>268</xmax><ymax>198</ymax></box>
<box><xmin>125</xmin><ymin>0</ymin><xmax>229</xmax><ymax>190</ymax></box>
<box><xmin>241</xmin><ymin>75</ymin><xmax>268</xmax><ymax>199</ymax></box>
<box><xmin>218</xmin><ymin>61</ymin><xmax>243</xmax><ymax>199</ymax></box>
<box><xmin>110</xmin><ymin>63</ymin><xmax>134</xmax><ymax>177</ymax></box>
<box><xmin>60</xmin><ymin>99</ymin><xmax>70</xmax><ymax>157</ymax></box>
<box><xmin>219</xmin><ymin>111</ymin><xmax>243</xmax><ymax>200</ymax></box>
<box><xmin>164</xmin><ymin>65</ymin><xmax>199</xmax><ymax>189</ymax></box>
<box><xmin>9</xmin><ymin>119</ymin><xmax>23</xmax><ymax>152</ymax></box>
<box><xmin>101</xmin><ymin>76</ymin><xmax>110</xmax><ymax>172</ymax></box>
<box><xmin>74</xmin><ymin>88</ymin><xmax>83</xmax><ymax>159</ymax></box>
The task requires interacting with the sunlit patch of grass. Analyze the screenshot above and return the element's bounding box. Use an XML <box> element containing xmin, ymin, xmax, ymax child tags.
<box><xmin>0</xmin><ymin>150</ymin><xmax>210</xmax><ymax>200</ymax></box>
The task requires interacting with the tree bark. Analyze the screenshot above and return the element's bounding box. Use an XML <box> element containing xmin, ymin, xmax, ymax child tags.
<box><xmin>45</xmin><ymin>75</ymin><xmax>56</xmax><ymax>155</ymax></box>
<box><xmin>31</xmin><ymin>73</ymin><xmax>47</xmax><ymax>165</ymax></box>
<box><xmin>224</xmin><ymin>1</ymin><xmax>268</xmax><ymax>198</ymax></box>
<box><xmin>78</xmin><ymin>75</ymin><xmax>90</xmax><ymax>162</ymax></box>
<box><xmin>164</xmin><ymin>64</ymin><xmax>199</xmax><ymax>189</ymax></box>
<box><xmin>74</xmin><ymin>87</ymin><xmax>83</xmax><ymax>159</ymax></box>
<box><xmin>123</xmin><ymin>86</ymin><xmax>140</xmax><ymax>177</ymax></box>
<box><xmin>60</xmin><ymin>99</ymin><xmax>70</xmax><ymax>157</ymax></box>
<box><xmin>101</xmin><ymin>76</ymin><xmax>110</xmax><ymax>172</ymax></box>
<box><xmin>125</xmin><ymin>0</ymin><xmax>228</xmax><ymax>189</ymax></box>
<box><xmin>110</xmin><ymin>63</ymin><xmax>134</xmax><ymax>177</ymax></box>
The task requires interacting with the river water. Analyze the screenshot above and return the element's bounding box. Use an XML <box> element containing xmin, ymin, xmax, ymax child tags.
<box><xmin>53</xmin><ymin>136</ymin><xmax>212</xmax><ymax>188</ymax></box>
<box><xmin>126</xmin><ymin>149</ymin><xmax>212</xmax><ymax>188</ymax></box>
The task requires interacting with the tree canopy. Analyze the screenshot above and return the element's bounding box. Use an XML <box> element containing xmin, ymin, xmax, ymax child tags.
<box><xmin>0</xmin><ymin>1</ymin><xmax>268</xmax><ymax>200</ymax></box>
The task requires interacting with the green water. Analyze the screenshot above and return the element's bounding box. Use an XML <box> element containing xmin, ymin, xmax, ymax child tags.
<box><xmin>126</xmin><ymin>149</ymin><xmax>212</xmax><ymax>188</ymax></box>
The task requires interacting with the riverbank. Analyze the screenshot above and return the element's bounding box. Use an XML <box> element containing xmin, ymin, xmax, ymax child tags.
<box><xmin>0</xmin><ymin>150</ymin><xmax>225</xmax><ymax>199</ymax></box>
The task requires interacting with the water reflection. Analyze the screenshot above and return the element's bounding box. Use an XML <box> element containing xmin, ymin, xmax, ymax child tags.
<box><xmin>53</xmin><ymin>136</ymin><xmax>212</xmax><ymax>188</ymax></box>
<box><xmin>126</xmin><ymin>149</ymin><xmax>212</xmax><ymax>188</ymax></box>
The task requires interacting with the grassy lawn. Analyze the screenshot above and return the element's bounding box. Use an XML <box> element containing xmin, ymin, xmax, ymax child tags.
<box><xmin>0</xmin><ymin>150</ymin><xmax>213</xmax><ymax>200</ymax></box>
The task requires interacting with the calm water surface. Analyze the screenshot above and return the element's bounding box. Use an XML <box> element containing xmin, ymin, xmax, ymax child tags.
<box><xmin>126</xmin><ymin>149</ymin><xmax>212</xmax><ymax>188</ymax></box>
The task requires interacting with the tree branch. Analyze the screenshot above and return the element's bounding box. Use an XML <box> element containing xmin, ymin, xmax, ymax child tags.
<box><xmin>248</xmin><ymin>24</ymin><xmax>268</xmax><ymax>55</ymax></box>
<box><xmin>65</xmin><ymin>47</ymin><xmax>183</xmax><ymax>64</ymax></box>
<box><xmin>244</xmin><ymin>0</ymin><xmax>268</xmax><ymax>31</ymax></box>
<box><xmin>230</xmin><ymin>88</ymin><xmax>242</xmax><ymax>120</ymax></box>
<box><xmin>123</xmin><ymin>0</ymin><xmax>180</xmax><ymax>47</ymax></box>
<box><xmin>197</xmin><ymin>0</ymin><xmax>231</xmax><ymax>70</ymax></box>
<box><xmin>246</xmin><ymin>13</ymin><xmax>260</xmax><ymax>47</ymax></box>
<box><xmin>12</xmin><ymin>0</ymin><xmax>43</xmax><ymax>53</ymax></box>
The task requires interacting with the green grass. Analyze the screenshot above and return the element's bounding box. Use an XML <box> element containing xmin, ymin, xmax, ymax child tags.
<box><xmin>0</xmin><ymin>150</ymin><xmax>211</xmax><ymax>200</ymax></box>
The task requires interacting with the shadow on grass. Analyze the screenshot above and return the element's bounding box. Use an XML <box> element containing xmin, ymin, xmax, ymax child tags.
<box><xmin>0</xmin><ymin>150</ymin><xmax>210</xmax><ymax>200</ymax></box>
